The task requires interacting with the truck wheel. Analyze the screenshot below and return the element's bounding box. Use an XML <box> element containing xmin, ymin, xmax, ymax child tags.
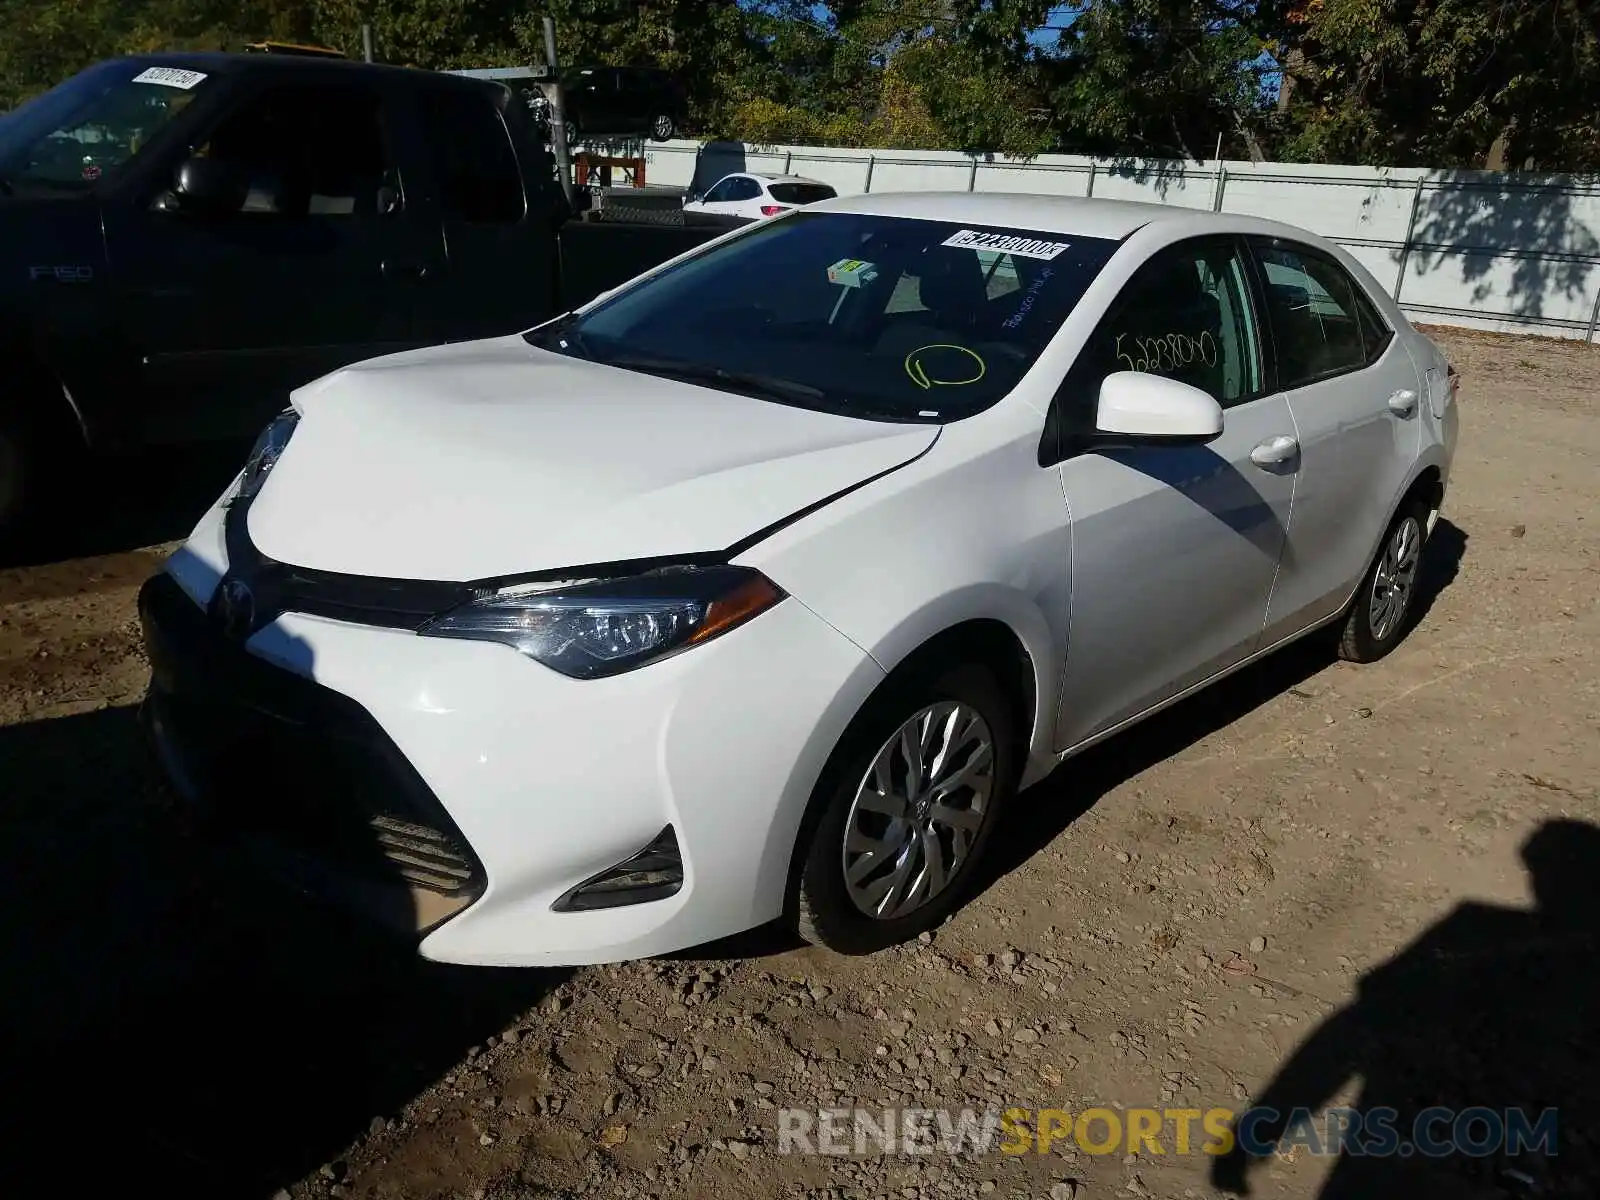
<box><xmin>651</xmin><ymin>113</ymin><xmax>675</xmax><ymax>141</ymax></box>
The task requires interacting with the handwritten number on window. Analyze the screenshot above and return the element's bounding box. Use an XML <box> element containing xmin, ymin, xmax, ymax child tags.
<box><xmin>1114</xmin><ymin>331</ymin><xmax>1216</xmax><ymax>374</ymax></box>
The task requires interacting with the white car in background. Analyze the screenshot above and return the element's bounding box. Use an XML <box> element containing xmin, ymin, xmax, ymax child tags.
<box><xmin>681</xmin><ymin>172</ymin><xmax>838</xmax><ymax>219</ymax></box>
<box><xmin>140</xmin><ymin>193</ymin><xmax>1458</xmax><ymax>968</ymax></box>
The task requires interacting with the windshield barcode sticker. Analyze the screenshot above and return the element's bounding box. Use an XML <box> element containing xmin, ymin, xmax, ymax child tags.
<box><xmin>941</xmin><ymin>230</ymin><xmax>1071</xmax><ymax>260</ymax></box>
<box><xmin>132</xmin><ymin>66</ymin><xmax>208</xmax><ymax>90</ymax></box>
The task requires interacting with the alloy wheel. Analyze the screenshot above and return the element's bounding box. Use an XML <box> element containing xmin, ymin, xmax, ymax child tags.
<box><xmin>841</xmin><ymin>702</ymin><xmax>995</xmax><ymax>920</ymax></box>
<box><xmin>1369</xmin><ymin>515</ymin><xmax>1422</xmax><ymax>641</ymax></box>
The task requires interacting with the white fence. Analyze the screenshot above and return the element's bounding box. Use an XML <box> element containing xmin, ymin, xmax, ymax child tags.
<box><xmin>642</xmin><ymin>140</ymin><xmax>1600</xmax><ymax>342</ymax></box>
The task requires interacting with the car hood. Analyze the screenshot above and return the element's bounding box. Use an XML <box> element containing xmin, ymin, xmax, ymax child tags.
<box><xmin>245</xmin><ymin>335</ymin><xmax>938</xmax><ymax>581</ymax></box>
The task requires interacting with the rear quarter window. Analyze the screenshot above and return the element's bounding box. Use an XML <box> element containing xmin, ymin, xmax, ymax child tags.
<box><xmin>767</xmin><ymin>183</ymin><xmax>837</xmax><ymax>206</ymax></box>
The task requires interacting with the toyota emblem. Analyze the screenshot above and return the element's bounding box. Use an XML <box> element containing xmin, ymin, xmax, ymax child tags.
<box><xmin>214</xmin><ymin>577</ymin><xmax>256</xmax><ymax>640</ymax></box>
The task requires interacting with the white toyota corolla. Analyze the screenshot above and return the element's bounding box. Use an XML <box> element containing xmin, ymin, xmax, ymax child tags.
<box><xmin>139</xmin><ymin>193</ymin><xmax>1459</xmax><ymax>967</ymax></box>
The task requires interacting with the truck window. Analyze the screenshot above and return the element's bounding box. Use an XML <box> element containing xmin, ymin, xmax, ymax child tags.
<box><xmin>0</xmin><ymin>60</ymin><xmax>207</xmax><ymax>189</ymax></box>
<box><xmin>422</xmin><ymin>90</ymin><xmax>526</xmax><ymax>225</ymax></box>
<box><xmin>198</xmin><ymin>85</ymin><xmax>392</xmax><ymax>218</ymax></box>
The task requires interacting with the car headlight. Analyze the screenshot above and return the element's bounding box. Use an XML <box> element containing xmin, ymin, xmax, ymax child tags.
<box><xmin>235</xmin><ymin>408</ymin><xmax>300</xmax><ymax>503</ymax></box>
<box><xmin>418</xmin><ymin>565</ymin><xmax>785</xmax><ymax>679</ymax></box>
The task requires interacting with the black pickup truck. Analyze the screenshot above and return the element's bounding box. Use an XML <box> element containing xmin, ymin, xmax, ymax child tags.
<box><xmin>0</xmin><ymin>52</ymin><xmax>735</xmax><ymax>534</ymax></box>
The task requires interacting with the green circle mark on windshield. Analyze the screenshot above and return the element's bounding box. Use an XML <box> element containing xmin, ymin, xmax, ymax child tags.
<box><xmin>905</xmin><ymin>344</ymin><xmax>986</xmax><ymax>391</ymax></box>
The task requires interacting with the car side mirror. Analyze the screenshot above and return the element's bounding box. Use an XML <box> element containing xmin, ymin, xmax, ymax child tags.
<box><xmin>1094</xmin><ymin>371</ymin><xmax>1223</xmax><ymax>445</ymax></box>
<box><xmin>168</xmin><ymin>156</ymin><xmax>248</xmax><ymax>216</ymax></box>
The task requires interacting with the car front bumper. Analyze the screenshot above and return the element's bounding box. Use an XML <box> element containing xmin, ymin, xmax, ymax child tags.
<box><xmin>139</xmin><ymin>549</ymin><xmax>883</xmax><ymax>967</ymax></box>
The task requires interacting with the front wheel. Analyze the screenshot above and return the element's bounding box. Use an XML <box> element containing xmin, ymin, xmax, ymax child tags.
<box><xmin>650</xmin><ymin>113</ymin><xmax>676</xmax><ymax>141</ymax></box>
<box><xmin>1337</xmin><ymin>500</ymin><xmax>1429</xmax><ymax>663</ymax></box>
<box><xmin>790</xmin><ymin>663</ymin><xmax>1016</xmax><ymax>954</ymax></box>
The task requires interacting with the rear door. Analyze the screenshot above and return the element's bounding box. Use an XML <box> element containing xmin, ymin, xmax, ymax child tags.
<box><xmin>567</xmin><ymin>68</ymin><xmax>618</xmax><ymax>134</ymax></box>
<box><xmin>404</xmin><ymin>82</ymin><xmax>559</xmax><ymax>343</ymax></box>
<box><xmin>616</xmin><ymin>70</ymin><xmax>655</xmax><ymax>134</ymax></box>
<box><xmin>1054</xmin><ymin>236</ymin><xmax>1297</xmax><ymax>748</ymax></box>
<box><xmin>103</xmin><ymin>73</ymin><xmax>424</xmax><ymax>443</ymax></box>
<box><xmin>1247</xmin><ymin>236</ymin><xmax>1424</xmax><ymax>642</ymax></box>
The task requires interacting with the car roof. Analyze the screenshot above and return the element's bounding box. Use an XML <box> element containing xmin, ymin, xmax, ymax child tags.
<box><xmin>103</xmin><ymin>52</ymin><xmax>497</xmax><ymax>94</ymax></box>
<box><xmin>753</xmin><ymin>174</ymin><xmax>833</xmax><ymax>187</ymax></box>
<box><xmin>811</xmin><ymin>190</ymin><xmax>1308</xmax><ymax>242</ymax></box>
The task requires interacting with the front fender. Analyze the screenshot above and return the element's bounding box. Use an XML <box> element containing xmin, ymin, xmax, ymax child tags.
<box><xmin>734</xmin><ymin>419</ymin><xmax>1070</xmax><ymax>781</ymax></box>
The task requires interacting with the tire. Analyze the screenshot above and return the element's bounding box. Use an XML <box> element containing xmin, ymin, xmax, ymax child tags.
<box><xmin>791</xmin><ymin>661</ymin><xmax>1017</xmax><ymax>954</ymax></box>
<box><xmin>651</xmin><ymin>113</ymin><xmax>675</xmax><ymax>142</ymax></box>
<box><xmin>1337</xmin><ymin>499</ymin><xmax>1430</xmax><ymax>663</ymax></box>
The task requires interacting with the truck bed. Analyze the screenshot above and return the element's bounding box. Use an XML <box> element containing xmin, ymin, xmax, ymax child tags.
<box><xmin>554</xmin><ymin>214</ymin><xmax>750</xmax><ymax>312</ymax></box>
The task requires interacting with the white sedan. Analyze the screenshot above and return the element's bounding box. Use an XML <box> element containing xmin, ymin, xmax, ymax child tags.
<box><xmin>681</xmin><ymin>171</ymin><xmax>838</xmax><ymax>219</ymax></box>
<box><xmin>139</xmin><ymin>193</ymin><xmax>1459</xmax><ymax>967</ymax></box>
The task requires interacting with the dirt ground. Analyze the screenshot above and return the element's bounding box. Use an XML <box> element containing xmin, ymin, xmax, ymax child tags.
<box><xmin>0</xmin><ymin>327</ymin><xmax>1596</xmax><ymax>1200</ymax></box>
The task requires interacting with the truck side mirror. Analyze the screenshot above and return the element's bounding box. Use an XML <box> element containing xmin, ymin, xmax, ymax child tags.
<box><xmin>169</xmin><ymin>156</ymin><xmax>248</xmax><ymax>216</ymax></box>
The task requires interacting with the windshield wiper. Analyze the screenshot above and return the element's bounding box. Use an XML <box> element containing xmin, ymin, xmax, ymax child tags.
<box><xmin>596</xmin><ymin>354</ymin><xmax>828</xmax><ymax>408</ymax></box>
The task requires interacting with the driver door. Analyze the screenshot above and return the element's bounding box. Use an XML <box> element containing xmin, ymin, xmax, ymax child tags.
<box><xmin>102</xmin><ymin>76</ymin><xmax>425</xmax><ymax>445</ymax></box>
<box><xmin>692</xmin><ymin>175</ymin><xmax>755</xmax><ymax>217</ymax></box>
<box><xmin>1052</xmin><ymin>236</ymin><xmax>1299</xmax><ymax>749</ymax></box>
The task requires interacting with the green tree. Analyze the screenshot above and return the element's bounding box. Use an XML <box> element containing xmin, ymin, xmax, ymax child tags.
<box><xmin>1275</xmin><ymin>0</ymin><xmax>1600</xmax><ymax>169</ymax></box>
<box><xmin>1042</xmin><ymin>0</ymin><xmax>1276</xmax><ymax>160</ymax></box>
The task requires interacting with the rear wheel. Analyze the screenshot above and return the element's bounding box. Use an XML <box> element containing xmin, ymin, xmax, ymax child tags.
<box><xmin>1337</xmin><ymin>499</ymin><xmax>1429</xmax><ymax>663</ymax></box>
<box><xmin>791</xmin><ymin>662</ymin><xmax>1016</xmax><ymax>954</ymax></box>
<box><xmin>651</xmin><ymin>113</ymin><xmax>675</xmax><ymax>141</ymax></box>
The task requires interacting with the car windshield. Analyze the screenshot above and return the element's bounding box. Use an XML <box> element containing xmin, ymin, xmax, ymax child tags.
<box><xmin>0</xmin><ymin>60</ymin><xmax>209</xmax><ymax>191</ymax></box>
<box><xmin>768</xmin><ymin>182</ymin><xmax>836</xmax><ymax>205</ymax></box>
<box><xmin>528</xmin><ymin>211</ymin><xmax>1120</xmax><ymax>423</ymax></box>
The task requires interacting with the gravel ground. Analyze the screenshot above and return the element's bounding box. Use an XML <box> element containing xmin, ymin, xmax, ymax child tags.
<box><xmin>0</xmin><ymin>328</ymin><xmax>1596</xmax><ymax>1200</ymax></box>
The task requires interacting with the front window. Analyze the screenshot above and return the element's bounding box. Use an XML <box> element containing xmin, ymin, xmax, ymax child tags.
<box><xmin>528</xmin><ymin>212</ymin><xmax>1119</xmax><ymax>423</ymax></box>
<box><xmin>0</xmin><ymin>60</ymin><xmax>209</xmax><ymax>190</ymax></box>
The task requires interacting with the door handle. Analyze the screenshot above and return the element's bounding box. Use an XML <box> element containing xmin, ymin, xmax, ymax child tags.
<box><xmin>1250</xmin><ymin>434</ymin><xmax>1300</xmax><ymax>468</ymax></box>
<box><xmin>1388</xmin><ymin>388</ymin><xmax>1418</xmax><ymax>416</ymax></box>
<box><xmin>382</xmin><ymin>260</ymin><xmax>429</xmax><ymax>282</ymax></box>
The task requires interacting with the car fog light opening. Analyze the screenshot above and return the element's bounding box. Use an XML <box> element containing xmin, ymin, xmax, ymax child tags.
<box><xmin>553</xmin><ymin>825</ymin><xmax>684</xmax><ymax>911</ymax></box>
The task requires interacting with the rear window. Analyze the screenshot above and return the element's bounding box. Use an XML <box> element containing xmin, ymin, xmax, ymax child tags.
<box><xmin>768</xmin><ymin>182</ymin><xmax>836</xmax><ymax>205</ymax></box>
<box><xmin>421</xmin><ymin>89</ymin><xmax>525</xmax><ymax>224</ymax></box>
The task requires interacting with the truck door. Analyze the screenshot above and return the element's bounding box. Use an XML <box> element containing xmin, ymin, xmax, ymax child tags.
<box><xmin>401</xmin><ymin>82</ymin><xmax>562</xmax><ymax>344</ymax></box>
<box><xmin>102</xmin><ymin>76</ymin><xmax>429</xmax><ymax>445</ymax></box>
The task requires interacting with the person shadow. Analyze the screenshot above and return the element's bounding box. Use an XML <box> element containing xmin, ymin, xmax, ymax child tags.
<box><xmin>1211</xmin><ymin>818</ymin><xmax>1600</xmax><ymax>1199</ymax></box>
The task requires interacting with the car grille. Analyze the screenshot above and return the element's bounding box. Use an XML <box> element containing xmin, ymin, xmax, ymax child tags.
<box><xmin>140</xmin><ymin>572</ymin><xmax>486</xmax><ymax>905</ymax></box>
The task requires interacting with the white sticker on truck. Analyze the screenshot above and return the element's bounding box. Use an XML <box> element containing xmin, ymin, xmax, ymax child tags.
<box><xmin>132</xmin><ymin>67</ymin><xmax>208</xmax><ymax>90</ymax></box>
<box><xmin>940</xmin><ymin>229</ymin><xmax>1071</xmax><ymax>260</ymax></box>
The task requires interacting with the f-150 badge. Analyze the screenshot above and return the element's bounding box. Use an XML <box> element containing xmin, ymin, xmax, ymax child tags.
<box><xmin>29</xmin><ymin>265</ymin><xmax>94</xmax><ymax>284</ymax></box>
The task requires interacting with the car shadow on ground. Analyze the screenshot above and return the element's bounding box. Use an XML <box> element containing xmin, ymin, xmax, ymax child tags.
<box><xmin>978</xmin><ymin>516</ymin><xmax>1468</xmax><ymax>892</ymax></box>
<box><xmin>0</xmin><ymin>704</ymin><xmax>563</xmax><ymax>1197</ymax></box>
